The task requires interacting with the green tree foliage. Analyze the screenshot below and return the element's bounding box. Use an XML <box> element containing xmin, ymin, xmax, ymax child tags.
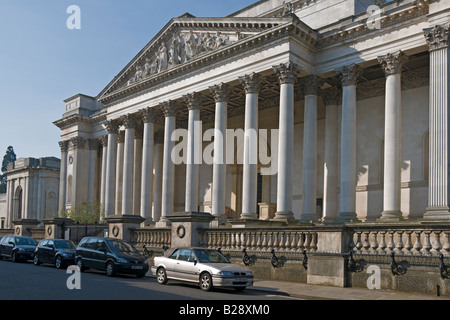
<box><xmin>64</xmin><ymin>200</ymin><xmax>105</xmax><ymax>225</ymax></box>
<box><xmin>0</xmin><ymin>146</ymin><xmax>17</xmax><ymax>194</ymax></box>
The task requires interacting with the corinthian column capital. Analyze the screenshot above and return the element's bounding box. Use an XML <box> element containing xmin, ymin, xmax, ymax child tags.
<box><xmin>239</xmin><ymin>72</ymin><xmax>261</xmax><ymax>94</ymax></box>
<box><xmin>303</xmin><ymin>75</ymin><xmax>324</xmax><ymax>96</ymax></box>
<box><xmin>209</xmin><ymin>83</ymin><xmax>230</xmax><ymax>103</ymax></box>
<box><xmin>121</xmin><ymin>113</ymin><xmax>137</xmax><ymax>129</ymax></box>
<box><xmin>424</xmin><ymin>24</ymin><xmax>450</xmax><ymax>51</ymax></box>
<box><xmin>272</xmin><ymin>61</ymin><xmax>300</xmax><ymax>84</ymax></box>
<box><xmin>183</xmin><ymin>92</ymin><xmax>203</xmax><ymax>111</ymax></box>
<box><xmin>104</xmin><ymin>120</ymin><xmax>120</xmax><ymax>135</ymax></box>
<box><xmin>140</xmin><ymin>107</ymin><xmax>157</xmax><ymax>123</ymax></box>
<box><xmin>336</xmin><ymin>64</ymin><xmax>363</xmax><ymax>86</ymax></box>
<box><xmin>378</xmin><ymin>51</ymin><xmax>408</xmax><ymax>76</ymax></box>
<box><xmin>160</xmin><ymin>100</ymin><xmax>179</xmax><ymax>117</ymax></box>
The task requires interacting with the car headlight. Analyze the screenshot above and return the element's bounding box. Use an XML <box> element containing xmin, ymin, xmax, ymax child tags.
<box><xmin>217</xmin><ymin>271</ymin><xmax>234</xmax><ymax>277</ymax></box>
<box><xmin>143</xmin><ymin>260</ymin><xmax>148</xmax><ymax>265</ymax></box>
<box><xmin>116</xmin><ymin>258</ymin><xmax>128</xmax><ymax>263</ymax></box>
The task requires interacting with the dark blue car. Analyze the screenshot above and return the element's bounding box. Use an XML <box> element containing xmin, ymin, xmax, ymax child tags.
<box><xmin>33</xmin><ymin>239</ymin><xmax>76</xmax><ymax>269</ymax></box>
<box><xmin>0</xmin><ymin>235</ymin><xmax>38</xmax><ymax>262</ymax></box>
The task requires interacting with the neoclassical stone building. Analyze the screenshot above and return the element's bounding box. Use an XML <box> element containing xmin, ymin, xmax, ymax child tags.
<box><xmin>53</xmin><ymin>0</ymin><xmax>449</xmax><ymax>228</ymax></box>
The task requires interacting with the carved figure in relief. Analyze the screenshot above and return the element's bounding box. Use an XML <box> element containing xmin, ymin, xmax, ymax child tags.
<box><xmin>127</xmin><ymin>65</ymin><xmax>143</xmax><ymax>85</ymax></box>
<box><xmin>282</xmin><ymin>1</ymin><xmax>294</xmax><ymax>16</ymax></box>
<box><xmin>184</xmin><ymin>30</ymin><xmax>196</xmax><ymax>61</ymax></box>
<box><xmin>157</xmin><ymin>42</ymin><xmax>168</xmax><ymax>72</ymax></box>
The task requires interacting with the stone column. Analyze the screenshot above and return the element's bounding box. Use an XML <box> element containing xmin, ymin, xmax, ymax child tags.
<box><xmin>301</xmin><ymin>75</ymin><xmax>322</xmax><ymax>223</ymax></box>
<box><xmin>239</xmin><ymin>73</ymin><xmax>261</xmax><ymax>220</ymax></box>
<box><xmin>158</xmin><ymin>101</ymin><xmax>178</xmax><ymax>226</ymax></box>
<box><xmin>104</xmin><ymin>121</ymin><xmax>119</xmax><ymax>217</ymax></box>
<box><xmin>153</xmin><ymin>130</ymin><xmax>164</xmax><ymax>223</ymax></box>
<box><xmin>378</xmin><ymin>51</ymin><xmax>408</xmax><ymax>221</ymax></box>
<box><xmin>140</xmin><ymin>108</ymin><xmax>156</xmax><ymax>224</ymax></box>
<box><xmin>99</xmin><ymin>135</ymin><xmax>108</xmax><ymax>212</ymax></box>
<box><xmin>133</xmin><ymin>125</ymin><xmax>143</xmax><ymax>215</ymax></box>
<box><xmin>209</xmin><ymin>83</ymin><xmax>230</xmax><ymax>225</ymax></box>
<box><xmin>87</xmin><ymin>139</ymin><xmax>100</xmax><ymax>203</ymax></box>
<box><xmin>272</xmin><ymin>62</ymin><xmax>300</xmax><ymax>222</ymax></box>
<box><xmin>115</xmin><ymin>131</ymin><xmax>124</xmax><ymax>215</ymax></box>
<box><xmin>423</xmin><ymin>24</ymin><xmax>450</xmax><ymax>220</ymax></box>
<box><xmin>121</xmin><ymin>114</ymin><xmax>136</xmax><ymax>215</ymax></box>
<box><xmin>335</xmin><ymin>64</ymin><xmax>362</xmax><ymax>223</ymax></box>
<box><xmin>58</xmin><ymin>141</ymin><xmax>68</xmax><ymax>216</ymax></box>
<box><xmin>183</xmin><ymin>92</ymin><xmax>203</xmax><ymax>213</ymax></box>
<box><xmin>321</xmin><ymin>87</ymin><xmax>340</xmax><ymax>223</ymax></box>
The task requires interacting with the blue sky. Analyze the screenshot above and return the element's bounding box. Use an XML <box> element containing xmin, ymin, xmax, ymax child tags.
<box><xmin>0</xmin><ymin>0</ymin><xmax>256</xmax><ymax>160</ymax></box>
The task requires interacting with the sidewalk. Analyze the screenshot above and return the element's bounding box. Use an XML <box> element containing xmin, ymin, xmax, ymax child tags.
<box><xmin>249</xmin><ymin>279</ymin><xmax>450</xmax><ymax>300</ymax></box>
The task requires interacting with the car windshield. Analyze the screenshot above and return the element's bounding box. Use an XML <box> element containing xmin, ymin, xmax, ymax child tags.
<box><xmin>194</xmin><ymin>249</ymin><xmax>230</xmax><ymax>263</ymax></box>
<box><xmin>108</xmin><ymin>240</ymin><xmax>138</xmax><ymax>253</ymax></box>
<box><xmin>54</xmin><ymin>240</ymin><xmax>76</xmax><ymax>249</ymax></box>
<box><xmin>15</xmin><ymin>237</ymin><xmax>37</xmax><ymax>246</ymax></box>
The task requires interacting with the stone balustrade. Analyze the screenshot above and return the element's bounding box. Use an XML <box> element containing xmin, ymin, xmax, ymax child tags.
<box><xmin>198</xmin><ymin>228</ymin><xmax>319</xmax><ymax>252</ymax></box>
<box><xmin>132</xmin><ymin>227</ymin><xmax>171</xmax><ymax>248</ymax></box>
<box><xmin>349</xmin><ymin>224</ymin><xmax>450</xmax><ymax>256</ymax></box>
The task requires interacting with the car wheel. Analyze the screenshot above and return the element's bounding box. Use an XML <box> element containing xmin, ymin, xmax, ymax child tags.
<box><xmin>76</xmin><ymin>258</ymin><xmax>85</xmax><ymax>272</ymax></box>
<box><xmin>55</xmin><ymin>256</ymin><xmax>63</xmax><ymax>269</ymax></box>
<box><xmin>33</xmin><ymin>254</ymin><xmax>40</xmax><ymax>266</ymax></box>
<box><xmin>200</xmin><ymin>272</ymin><xmax>213</xmax><ymax>291</ymax></box>
<box><xmin>106</xmin><ymin>261</ymin><xmax>115</xmax><ymax>277</ymax></box>
<box><xmin>156</xmin><ymin>267</ymin><xmax>168</xmax><ymax>284</ymax></box>
<box><xmin>11</xmin><ymin>251</ymin><xmax>17</xmax><ymax>263</ymax></box>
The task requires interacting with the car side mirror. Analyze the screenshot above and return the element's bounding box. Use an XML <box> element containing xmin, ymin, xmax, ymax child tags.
<box><xmin>188</xmin><ymin>258</ymin><xmax>197</xmax><ymax>264</ymax></box>
<box><xmin>8</xmin><ymin>241</ymin><xmax>15</xmax><ymax>247</ymax></box>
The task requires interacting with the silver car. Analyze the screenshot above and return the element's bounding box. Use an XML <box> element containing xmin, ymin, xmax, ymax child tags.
<box><xmin>151</xmin><ymin>247</ymin><xmax>254</xmax><ymax>291</ymax></box>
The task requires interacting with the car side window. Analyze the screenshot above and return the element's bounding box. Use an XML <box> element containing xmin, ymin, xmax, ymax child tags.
<box><xmin>47</xmin><ymin>240</ymin><xmax>54</xmax><ymax>248</ymax></box>
<box><xmin>169</xmin><ymin>249</ymin><xmax>179</xmax><ymax>259</ymax></box>
<box><xmin>96</xmin><ymin>240</ymin><xmax>109</xmax><ymax>252</ymax></box>
<box><xmin>178</xmin><ymin>249</ymin><xmax>193</xmax><ymax>261</ymax></box>
<box><xmin>1</xmin><ymin>236</ymin><xmax>9</xmax><ymax>244</ymax></box>
<box><xmin>39</xmin><ymin>240</ymin><xmax>48</xmax><ymax>247</ymax></box>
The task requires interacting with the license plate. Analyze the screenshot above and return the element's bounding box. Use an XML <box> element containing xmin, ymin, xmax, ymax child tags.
<box><xmin>132</xmin><ymin>266</ymin><xmax>143</xmax><ymax>270</ymax></box>
<box><xmin>236</xmin><ymin>278</ymin><xmax>247</xmax><ymax>282</ymax></box>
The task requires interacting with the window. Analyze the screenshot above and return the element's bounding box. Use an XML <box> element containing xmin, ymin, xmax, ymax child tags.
<box><xmin>169</xmin><ymin>249</ymin><xmax>180</xmax><ymax>259</ymax></box>
<box><xmin>178</xmin><ymin>249</ymin><xmax>194</xmax><ymax>261</ymax></box>
<box><xmin>39</xmin><ymin>240</ymin><xmax>48</xmax><ymax>247</ymax></box>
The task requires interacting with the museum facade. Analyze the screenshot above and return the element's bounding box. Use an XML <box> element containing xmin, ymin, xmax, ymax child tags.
<box><xmin>52</xmin><ymin>0</ymin><xmax>450</xmax><ymax>227</ymax></box>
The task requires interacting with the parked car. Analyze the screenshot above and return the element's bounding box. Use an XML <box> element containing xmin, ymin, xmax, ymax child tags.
<box><xmin>0</xmin><ymin>235</ymin><xmax>38</xmax><ymax>262</ymax></box>
<box><xmin>152</xmin><ymin>247</ymin><xmax>254</xmax><ymax>292</ymax></box>
<box><xmin>75</xmin><ymin>237</ymin><xmax>149</xmax><ymax>277</ymax></box>
<box><xmin>33</xmin><ymin>239</ymin><xmax>76</xmax><ymax>269</ymax></box>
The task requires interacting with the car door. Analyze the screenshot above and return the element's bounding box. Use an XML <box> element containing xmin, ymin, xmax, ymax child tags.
<box><xmin>36</xmin><ymin>240</ymin><xmax>48</xmax><ymax>262</ymax></box>
<box><xmin>0</xmin><ymin>236</ymin><xmax>9</xmax><ymax>257</ymax></box>
<box><xmin>92</xmin><ymin>239</ymin><xmax>108</xmax><ymax>270</ymax></box>
<box><xmin>45</xmin><ymin>240</ymin><xmax>55</xmax><ymax>264</ymax></box>
<box><xmin>3</xmin><ymin>236</ymin><xmax>15</xmax><ymax>257</ymax></box>
<box><xmin>174</xmin><ymin>249</ymin><xmax>198</xmax><ymax>282</ymax></box>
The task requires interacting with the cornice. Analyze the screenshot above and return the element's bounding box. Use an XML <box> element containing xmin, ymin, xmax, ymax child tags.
<box><xmin>53</xmin><ymin>111</ymin><xmax>106</xmax><ymax>130</ymax></box>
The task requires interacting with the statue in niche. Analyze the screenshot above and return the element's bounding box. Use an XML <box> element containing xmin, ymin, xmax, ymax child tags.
<box><xmin>127</xmin><ymin>65</ymin><xmax>143</xmax><ymax>86</ymax></box>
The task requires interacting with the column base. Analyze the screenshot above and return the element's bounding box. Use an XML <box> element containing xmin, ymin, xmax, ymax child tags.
<box><xmin>240</xmin><ymin>212</ymin><xmax>258</xmax><ymax>220</ymax></box>
<box><xmin>334</xmin><ymin>212</ymin><xmax>358</xmax><ymax>224</ymax></box>
<box><xmin>423</xmin><ymin>206</ymin><xmax>450</xmax><ymax>221</ymax></box>
<box><xmin>273</xmin><ymin>211</ymin><xmax>296</xmax><ymax>222</ymax></box>
<box><xmin>378</xmin><ymin>210</ymin><xmax>403</xmax><ymax>222</ymax></box>
<box><xmin>299</xmin><ymin>213</ymin><xmax>319</xmax><ymax>224</ymax></box>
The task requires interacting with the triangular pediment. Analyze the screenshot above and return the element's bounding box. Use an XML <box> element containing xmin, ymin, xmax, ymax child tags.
<box><xmin>97</xmin><ymin>14</ymin><xmax>314</xmax><ymax>104</ymax></box>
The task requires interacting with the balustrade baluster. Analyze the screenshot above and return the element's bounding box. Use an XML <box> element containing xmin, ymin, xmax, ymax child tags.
<box><xmin>377</xmin><ymin>231</ymin><xmax>386</xmax><ymax>253</ymax></box>
<box><xmin>403</xmin><ymin>231</ymin><xmax>413</xmax><ymax>255</ymax></box>
<box><xmin>370</xmin><ymin>231</ymin><xmax>379</xmax><ymax>252</ymax></box>
<box><xmin>412</xmin><ymin>231</ymin><xmax>422</xmax><ymax>255</ymax></box>
<box><xmin>421</xmin><ymin>231</ymin><xmax>432</xmax><ymax>255</ymax></box>
<box><xmin>394</xmin><ymin>231</ymin><xmax>404</xmax><ymax>254</ymax></box>
<box><xmin>442</xmin><ymin>231</ymin><xmax>450</xmax><ymax>256</ymax></box>
<box><xmin>431</xmin><ymin>231</ymin><xmax>442</xmax><ymax>255</ymax></box>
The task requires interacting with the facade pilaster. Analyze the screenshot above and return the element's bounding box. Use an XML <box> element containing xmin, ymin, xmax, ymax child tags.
<box><xmin>335</xmin><ymin>64</ymin><xmax>362</xmax><ymax>223</ymax></box>
<box><xmin>423</xmin><ymin>24</ymin><xmax>450</xmax><ymax>220</ymax></box>
<box><xmin>153</xmin><ymin>130</ymin><xmax>164</xmax><ymax>223</ymax></box>
<box><xmin>239</xmin><ymin>72</ymin><xmax>261</xmax><ymax>220</ymax></box>
<box><xmin>378</xmin><ymin>50</ymin><xmax>408</xmax><ymax>221</ymax></box>
<box><xmin>87</xmin><ymin>139</ymin><xmax>100</xmax><ymax>203</ymax></box>
<box><xmin>209</xmin><ymin>83</ymin><xmax>230</xmax><ymax>225</ymax></box>
<box><xmin>133</xmin><ymin>124</ymin><xmax>143</xmax><ymax>215</ymax></box>
<box><xmin>115</xmin><ymin>131</ymin><xmax>124</xmax><ymax>215</ymax></box>
<box><xmin>272</xmin><ymin>62</ymin><xmax>300</xmax><ymax>222</ymax></box>
<box><xmin>99</xmin><ymin>135</ymin><xmax>108</xmax><ymax>213</ymax></box>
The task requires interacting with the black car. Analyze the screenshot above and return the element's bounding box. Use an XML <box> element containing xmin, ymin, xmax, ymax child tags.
<box><xmin>75</xmin><ymin>237</ymin><xmax>149</xmax><ymax>277</ymax></box>
<box><xmin>33</xmin><ymin>239</ymin><xmax>76</xmax><ymax>269</ymax></box>
<box><xmin>0</xmin><ymin>235</ymin><xmax>38</xmax><ymax>262</ymax></box>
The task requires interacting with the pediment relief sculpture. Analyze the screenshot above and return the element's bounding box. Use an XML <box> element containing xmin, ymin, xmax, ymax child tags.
<box><xmin>126</xmin><ymin>30</ymin><xmax>235</xmax><ymax>87</ymax></box>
